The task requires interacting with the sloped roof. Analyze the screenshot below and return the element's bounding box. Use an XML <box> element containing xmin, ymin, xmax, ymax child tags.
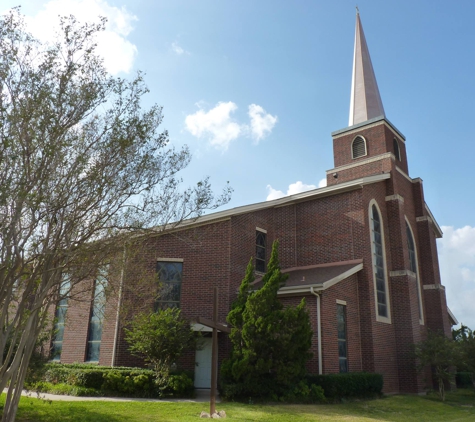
<box><xmin>251</xmin><ymin>259</ymin><xmax>363</xmax><ymax>297</ymax></box>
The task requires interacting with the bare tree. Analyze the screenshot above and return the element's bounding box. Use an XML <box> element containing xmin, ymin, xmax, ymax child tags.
<box><xmin>0</xmin><ymin>8</ymin><xmax>231</xmax><ymax>421</ymax></box>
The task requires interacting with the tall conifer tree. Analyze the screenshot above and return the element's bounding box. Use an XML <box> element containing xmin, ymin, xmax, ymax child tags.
<box><xmin>223</xmin><ymin>241</ymin><xmax>313</xmax><ymax>399</ymax></box>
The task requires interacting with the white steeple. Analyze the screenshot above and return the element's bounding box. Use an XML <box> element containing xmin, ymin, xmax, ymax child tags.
<box><xmin>348</xmin><ymin>10</ymin><xmax>385</xmax><ymax>126</ymax></box>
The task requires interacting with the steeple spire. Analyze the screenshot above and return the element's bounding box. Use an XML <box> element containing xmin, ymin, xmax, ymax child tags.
<box><xmin>348</xmin><ymin>10</ymin><xmax>385</xmax><ymax>126</ymax></box>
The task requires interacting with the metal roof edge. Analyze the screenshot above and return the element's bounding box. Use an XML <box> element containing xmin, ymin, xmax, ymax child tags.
<box><xmin>425</xmin><ymin>203</ymin><xmax>443</xmax><ymax>238</ymax></box>
<box><xmin>332</xmin><ymin>116</ymin><xmax>406</xmax><ymax>141</ymax></box>
<box><xmin>161</xmin><ymin>174</ymin><xmax>391</xmax><ymax>232</ymax></box>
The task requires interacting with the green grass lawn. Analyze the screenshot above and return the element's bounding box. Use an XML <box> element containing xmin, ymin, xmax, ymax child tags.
<box><xmin>2</xmin><ymin>389</ymin><xmax>475</xmax><ymax>422</ymax></box>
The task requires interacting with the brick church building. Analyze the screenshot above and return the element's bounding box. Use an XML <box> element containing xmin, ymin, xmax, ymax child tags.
<box><xmin>54</xmin><ymin>12</ymin><xmax>457</xmax><ymax>394</ymax></box>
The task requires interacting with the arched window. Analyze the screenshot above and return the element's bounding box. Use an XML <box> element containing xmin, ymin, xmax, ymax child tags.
<box><xmin>393</xmin><ymin>138</ymin><xmax>401</xmax><ymax>161</ymax></box>
<box><xmin>406</xmin><ymin>221</ymin><xmax>423</xmax><ymax>323</ymax></box>
<box><xmin>370</xmin><ymin>203</ymin><xmax>390</xmax><ymax>321</ymax></box>
<box><xmin>352</xmin><ymin>136</ymin><xmax>367</xmax><ymax>159</ymax></box>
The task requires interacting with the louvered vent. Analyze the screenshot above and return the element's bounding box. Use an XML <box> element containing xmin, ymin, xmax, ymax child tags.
<box><xmin>352</xmin><ymin>136</ymin><xmax>366</xmax><ymax>158</ymax></box>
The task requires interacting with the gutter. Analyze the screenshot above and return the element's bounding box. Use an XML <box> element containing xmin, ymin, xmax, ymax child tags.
<box><xmin>111</xmin><ymin>243</ymin><xmax>127</xmax><ymax>367</ymax></box>
<box><xmin>310</xmin><ymin>287</ymin><xmax>323</xmax><ymax>375</ymax></box>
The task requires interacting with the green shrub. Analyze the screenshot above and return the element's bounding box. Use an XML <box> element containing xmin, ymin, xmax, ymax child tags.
<box><xmin>101</xmin><ymin>370</ymin><xmax>156</xmax><ymax>397</ymax></box>
<box><xmin>280</xmin><ymin>380</ymin><xmax>326</xmax><ymax>403</ymax></box>
<box><xmin>27</xmin><ymin>381</ymin><xmax>101</xmax><ymax>397</ymax></box>
<box><xmin>28</xmin><ymin>363</ymin><xmax>195</xmax><ymax>398</ymax></box>
<box><xmin>456</xmin><ymin>372</ymin><xmax>474</xmax><ymax>388</ymax></box>
<box><xmin>161</xmin><ymin>372</ymin><xmax>194</xmax><ymax>398</ymax></box>
<box><xmin>306</xmin><ymin>372</ymin><xmax>383</xmax><ymax>400</ymax></box>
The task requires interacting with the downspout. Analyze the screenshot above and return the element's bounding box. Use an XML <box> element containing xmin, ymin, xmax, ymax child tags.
<box><xmin>111</xmin><ymin>243</ymin><xmax>127</xmax><ymax>367</ymax></box>
<box><xmin>310</xmin><ymin>287</ymin><xmax>322</xmax><ymax>375</ymax></box>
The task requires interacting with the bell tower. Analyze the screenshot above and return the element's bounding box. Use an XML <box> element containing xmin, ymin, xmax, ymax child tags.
<box><xmin>325</xmin><ymin>10</ymin><xmax>453</xmax><ymax>394</ymax></box>
<box><xmin>326</xmin><ymin>10</ymin><xmax>408</xmax><ymax>186</ymax></box>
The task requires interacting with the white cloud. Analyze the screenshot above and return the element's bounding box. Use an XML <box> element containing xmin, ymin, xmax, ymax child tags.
<box><xmin>248</xmin><ymin>104</ymin><xmax>277</xmax><ymax>143</ymax></box>
<box><xmin>171</xmin><ymin>41</ymin><xmax>189</xmax><ymax>55</ymax></box>
<box><xmin>318</xmin><ymin>178</ymin><xmax>327</xmax><ymax>188</ymax></box>
<box><xmin>185</xmin><ymin>102</ymin><xmax>242</xmax><ymax>151</ymax></box>
<box><xmin>17</xmin><ymin>0</ymin><xmax>138</xmax><ymax>75</ymax></box>
<box><xmin>266</xmin><ymin>181</ymin><xmax>317</xmax><ymax>201</ymax></box>
<box><xmin>266</xmin><ymin>186</ymin><xmax>285</xmax><ymax>201</ymax></box>
<box><xmin>185</xmin><ymin>102</ymin><xmax>277</xmax><ymax>150</ymax></box>
<box><xmin>438</xmin><ymin>225</ymin><xmax>475</xmax><ymax>329</ymax></box>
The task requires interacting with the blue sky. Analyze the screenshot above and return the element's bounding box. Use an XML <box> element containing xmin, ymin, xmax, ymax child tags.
<box><xmin>4</xmin><ymin>0</ymin><xmax>475</xmax><ymax>328</ymax></box>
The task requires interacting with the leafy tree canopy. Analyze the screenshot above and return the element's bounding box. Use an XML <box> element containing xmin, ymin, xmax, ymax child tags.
<box><xmin>125</xmin><ymin>308</ymin><xmax>199</xmax><ymax>385</ymax></box>
<box><xmin>0</xmin><ymin>8</ymin><xmax>230</xmax><ymax>421</ymax></box>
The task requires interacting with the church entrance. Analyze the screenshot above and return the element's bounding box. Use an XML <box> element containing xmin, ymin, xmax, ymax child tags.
<box><xmin>194</xmin><ymin>337</ymin><xmax>212</xmax><ymax>388</ymax></box>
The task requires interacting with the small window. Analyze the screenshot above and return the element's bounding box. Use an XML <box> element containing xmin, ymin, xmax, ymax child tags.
<box><xmin>51</xmin><ymin>276</ymin><xmax>71</xmax><ymax>361</ymax></box>
<box><xmin>86</xmin><ymin>268</ymin><xmax>108</xmax><ymax>362</ymax></box>
<box><xmin>155</xmin><ymin>261</ymin><xmax>183</xmax><ymax>310</ymax></box>
<box><xmin>393</xmin><ymin>138</ymin><xmax>401</xmax><ymax>161</ymax></box>
<box><xmin>352</xmin><ymin>136</ymin><xmax>367</xmax><ymax>159</ymax></box>
<box><xmin>256</xmin><ymin>230</ymin><xmax>266</xmax><ymax>273</ymax></box>
<box><xmin>337</xmin><ymin>304</ymin><xmax>348</xmax><ymax>373</ymax></box>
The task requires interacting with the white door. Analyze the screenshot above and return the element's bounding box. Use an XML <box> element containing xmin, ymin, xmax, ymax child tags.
<box><xmin>194</xmin><ymin>337</ymin><xmax>212</xmax><ymax>388</ymax></box>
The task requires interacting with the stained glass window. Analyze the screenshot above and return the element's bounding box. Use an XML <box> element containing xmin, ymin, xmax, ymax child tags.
<box><xmin>51</xmin><ymin>276</ymin><xmax>70</xmax><ymax>361</ymax></box>
<box><xmin>337</xmin><ymin>304</ymin><xmax>348</xmax><ymax>373</ymax></box>
<box><xmin>406</xmin><ymin>222</ymin><xmax>422</xmax><ymax>320</ymax></box>
<box><xmin>372</xmin><ymin>205</ymin><xmax>388</xmax><ymax>318</ymax></box>
<box><xmin>86</xmin><ymin>268</ymin><xmax>108</xmax><ymax>362</ymax></box>
<box><xmin>256</xmin><ymin>230</ymin><xmax>266</xmax><ymax>273</ymax></box>
<box><xmin>155</xmin><ymin>261</ymin><xmax>183</xmax><ymax>310</ymax></box>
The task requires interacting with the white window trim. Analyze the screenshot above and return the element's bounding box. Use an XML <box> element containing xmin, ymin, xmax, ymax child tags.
<box><xmin>156</xmin><ymin>257</ymin><xmax>183</xmax><ymax>262</ymax></box>
<box><xmin>368</xmin><ymin>200</ymin><xmax>391</xmax><ymax>324</ymax></box>
<box><xmin>405</xmin><ymin>217</ymin><xmax>425</xmax><ymax>326</ymax></box>
<box><xmin>352</xmin><ymin>135</ymin><xmax>368</xmax><ymax>159</ymax></box>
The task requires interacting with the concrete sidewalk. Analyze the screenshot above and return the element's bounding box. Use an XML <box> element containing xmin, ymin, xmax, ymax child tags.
<box><xmin>6</xmin><ymin>388</ymin><xmax>219</xmax><ymax>403</ymax></box>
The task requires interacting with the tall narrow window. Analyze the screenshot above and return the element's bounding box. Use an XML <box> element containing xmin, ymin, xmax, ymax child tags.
<box><xmin>406</xmin><ymin>222</ymin><xmax>423</xmax><ymax>322</ymax></box>
<box><xmin>352</xmin><ymin>136</ymin><xmax>367</xmax><ymax>158</ymax></box>
<box><xmin>371</xmin><ymin>204</ymin><xmax>389</xmax><ymax>319</ymax></box>
<box><xmin>255</xmin><ymin>230</ymin><xmax>267</xmax><ymax>273</ymax></box>
<box><xmin>337</xmin><ymin>304</ymin><xmax>348</xmax><ymax>373</ymax></box>
<box><xmin>51</xmin><ymin>276</ymin><xmax>70</xmax><ymax>361</ymax></box>
<box><xmin>155</xmin><ymin>261</ymin><xmax>183</xmax><ymax>310</ymax></box>
<box><xmin>86</xmin><ymin>268</ymin><xmax>108</xmax><ymax>362</ymax></box>
<box><xmin>393</xmin><ymin>138</ymin><xmax>401</xmax><ymax>161</ymax></box>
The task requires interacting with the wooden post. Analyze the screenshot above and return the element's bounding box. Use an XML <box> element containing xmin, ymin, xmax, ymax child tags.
<box><xmin>196</xmin><ymin>288</ymin><xmax>230</xmax><ymax>416</ymax></box>
<box><xmin>210</xmin><ymin>286</ymin><xmax>218</xmax><ymax>415</ymax></box>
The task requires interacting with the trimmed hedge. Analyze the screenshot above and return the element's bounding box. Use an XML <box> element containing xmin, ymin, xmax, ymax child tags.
<box><xmin>306</xmin><ymin>372</ymin><xmax>383</xmax><ymax>400</ymax></box>
<box><xmin>456</xmin><ymin>372</ymin><xmax>474</xmax><ymax>389</ymax></box>
<box><xmin>26</xmin><ymin>363</ymin><xmax>194</xmax><ymax>398</ymax></box>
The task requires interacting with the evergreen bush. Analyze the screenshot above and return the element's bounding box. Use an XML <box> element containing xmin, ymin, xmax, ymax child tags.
<box><xmin>26</xmin><ymin>363</ymin><xmax>194</xmax><ymax>398</ymax></box>
<box><xmin>456</xmin><ymin>372</ymin><xmax>473</xmax><ymax>388</ymax></box>
<box><xmin>305</xmin><ymin>372</ymin><xmax>383</xmax><ymax>400</ymax></box>
<box><xmin>221</xmin><ymin>241</ymin><xmax>313</xmax><ymax>400</ymax></box>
